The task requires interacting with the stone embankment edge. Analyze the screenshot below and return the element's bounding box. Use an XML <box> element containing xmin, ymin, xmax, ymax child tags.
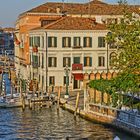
<box><xmin>60</xmin><ymin>98</ymin><xmax>140</xmax><ymax>139</ymax></box>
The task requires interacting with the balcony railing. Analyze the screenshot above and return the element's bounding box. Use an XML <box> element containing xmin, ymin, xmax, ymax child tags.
<box><xmin>72</xmin><ymin>64</ymin><xmax>83</xmax><ymax>70</ymax></box>
<box><xmin>32</xmin><ymin>62</ymin><xmax>38</xmax><ymax>68</ymax></box>
<box><xmin>72</xmin><ymin>46</ymin><xmax>82</xmax><ymax>49</ymax></box>
<box><xmin>32</xmin><ymin>46</ymin><xmax>38</xmax><ymax>53</ymax></box>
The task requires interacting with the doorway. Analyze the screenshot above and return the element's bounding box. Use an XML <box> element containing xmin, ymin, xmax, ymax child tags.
<box><xmin>73</xmin><ymin>79</ymin><xmax>80</xmax><ymax>89</ymax></box>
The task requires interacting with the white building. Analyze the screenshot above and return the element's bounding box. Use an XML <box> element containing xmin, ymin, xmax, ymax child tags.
<box><xmin>29</xmin><ymin>16</ymin><xmax>117</xmax><ymax>92</ymax></box>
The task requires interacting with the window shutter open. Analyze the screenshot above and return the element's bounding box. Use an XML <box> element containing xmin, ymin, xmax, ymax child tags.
<box><xmin>54</xmin><ymin>37</ymin><xmax>57</xmax><ymax>47</ymax></box>
<box><xmin>90</xmin><ymin>57</ymin><xmax>92</xmax><ymax>66</ymax></box>
<box><xmin>90</xmin><ymin>37</ymin><xmax>92</xmax><ymax>48</ymax></box>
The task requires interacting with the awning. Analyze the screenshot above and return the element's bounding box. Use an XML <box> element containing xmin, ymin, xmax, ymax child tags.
<box><xmin>73</xmin><ymin>73</ymin><xmax>83</xmax><ymax>80</ymax></box>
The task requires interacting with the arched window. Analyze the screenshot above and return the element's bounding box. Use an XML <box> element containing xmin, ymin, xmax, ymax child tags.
<box><xmin>110</xmin><ymin>52</ymin><xmax>117</xmax><ymax>66</ymax></box>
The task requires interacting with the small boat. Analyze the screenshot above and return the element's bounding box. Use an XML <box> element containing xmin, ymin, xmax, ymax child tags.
<box><xmin>0</xmin><ymin>94</ymin><xmax>22</xmax><ymax>108</ymax></box>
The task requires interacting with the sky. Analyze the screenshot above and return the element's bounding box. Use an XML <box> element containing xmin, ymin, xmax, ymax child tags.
<box><xmin>0</xmin><ymin>0</ymin><xmax>139</xmax><ymax>28</ymax></box>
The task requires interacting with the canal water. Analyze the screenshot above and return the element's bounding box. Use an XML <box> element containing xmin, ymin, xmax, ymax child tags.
<box><xmin>0</xmin><ymin>107</ymin><xmax>138</xmax><ymax>140</ymax></box>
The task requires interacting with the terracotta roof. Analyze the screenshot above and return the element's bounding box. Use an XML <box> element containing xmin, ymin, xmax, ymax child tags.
<box><xmin>42</xmin><ymin>16</ymin><xmax>107</xmax><ymax>30</ymax></box>
<box><xmin>24</xmin><ymin>0</ymin><xmax>140</xmax><ymax>16</ymax></box>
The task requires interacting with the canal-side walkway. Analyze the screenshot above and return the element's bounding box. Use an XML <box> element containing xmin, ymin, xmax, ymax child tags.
<box><xmin>58</xmin><ymin>90</ymin><xmax>140</xmax><ymax>139</ymax></box>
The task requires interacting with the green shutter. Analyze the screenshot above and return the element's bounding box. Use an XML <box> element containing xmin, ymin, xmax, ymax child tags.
<box><xmin>55</xmin><ymin>57</ymin><xmax>57</xmax><ymax>67</ymax></box>
<box><xmin>48</xmin><ymin>37</ymin><xmax>51</xmax><ymax>47</ymax></box>
<box><xmin>98</xmin><ymin>37</ymin><xmax>101</xmax><ymax>47</ymax></box>
<box><xmin>68</xmin><ymin>37</ymin><xmax>71</xmax><ymax>47</ymax></box>
<box><xmin>62</xmin><ymin>37</ymin><xmax>64</xmax><ymax>48</ymax></box>
<box><xmin>90</xmin><ymin>57</ymin><xmax>92</xmax><ymax>66</ymax></box>
<box><xmin>74</xmin><ymin>37</ymin><xmax>76</xmax><ymax>46</ymax></box>
<box><xmin>63</xmin><ymin>57</ymin><xmax>66</xmax><ymax>67</ymax></box>
<box><xmin>90</xmin><ymin>37</ymin><xmax>92</xmax><ymax>48</ymax></box>
<box><xmin>54</xmin><ymin>37</ymin><xmax>57</xmax><ymax>47</ymax></box>
<box><xmin>48</xmin><ymin>57</ymin><xmax>51</xmax><ymax>67</ymax></box>
<box><xmin>69</xmin><ymin>57</ymin><xmax>71</xmax><ymax>67</ymax></box>
<box><xmin>83</xmin><ymin>37</ymin><xmax>86</xmax><ymax>47</ymax></box>
<box><xmin>84</xmin><ymin>57</ymin><xmax>86</xmax><ymax>66</ymax></box>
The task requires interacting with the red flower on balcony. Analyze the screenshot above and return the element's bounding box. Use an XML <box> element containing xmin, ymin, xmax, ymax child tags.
<box><xmin>72</xmin><ymin>64</ymin><xmax>83</xmax><ymax>70</ymax></box>
<box><xmin>33</xmin><ymin>46</ymin><xmax>38</xmax><ymax>53</ymax></box>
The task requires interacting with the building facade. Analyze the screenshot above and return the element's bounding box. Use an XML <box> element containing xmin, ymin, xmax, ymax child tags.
<box><xmin>29</xmin><ymin>17</ymin><xmax>117</xmax><ymax>92</ymax></box>
<box><xmin>15</xmin><ymin>0</ymin><xmax>140</xmax><ymax>91</ymax></box>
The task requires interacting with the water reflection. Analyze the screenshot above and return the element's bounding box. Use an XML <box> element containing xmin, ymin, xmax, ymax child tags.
<box><xmin>0</xmin><ymin>107</ymin><xmax>138</xmax><ymax>140</ymax></box>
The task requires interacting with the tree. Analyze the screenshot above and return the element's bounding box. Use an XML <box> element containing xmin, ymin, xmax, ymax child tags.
<box><xmin>89</xmin><ymin>4</ymin><xmax>140</xmax><ymax>108</ymax></box>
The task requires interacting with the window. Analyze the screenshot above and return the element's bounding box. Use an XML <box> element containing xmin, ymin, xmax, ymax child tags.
<box><xmin>32</xmin><ymin>55</ymin><xmax>38</xmax><ymax>68</ymax></box>
<box><xmin>48</xmin><ymin>57</ymin><xmax>57</xmax><ymax>67</ymax></box>
<box><xmin>29</xmin><ymin>37</ymin><xmax>33</xmax><ymax>46</ymax></box>
<box><xmin>110</xmin><ymin>52</ymin><xmax>117</xmax><ymax>66</ymax></box>
<box><xmin>73</xmin><ymin>57</ymin><xmax>80</xmax><ymax>64</ymax></box>
<box><xmin>62</xmin><ymin>37</ymin><xmax>71</xmax><ymax>48</ymax></box>
<box><xmin>83</xmin><ymin>37</ymin><xmax>92</xmax><ymax>47</ymax></box>
<box><xmin>48</xmin><ymin>37</ymin><xmax>57</xmax><ymax>47</ymax></box>
<box><xmin>84</xmin><ymin>57</ymin><xmax>92</xmax><ymax>67</ymax></box>
<box><xmin>98</xmin><ymin>56</ymin><xmax>105</xmax><ymax>67</ymax></box>
<box><xmin>98</xmin><ymin>37</ymin><xmax>105</xmax><ymax>48</ymax></box>
<box><xmin>29</xmin><ymin>36</ymin><xmax>40</xmax><ymax>47</ymax></box>
<box><xmin>74</xmin><ymin>37</ymin><xmax>80</xmax><ymax>47</ymax></box>
<box><xmin>64</xmin><ymin>76</ymin><xmax>69</xmax><ymax>86</ymax></box>
<box><xmin>34</xmin><ymin>36</ymin><xmax>40</xmax><ymax>47</ymax></box>
<box><xmin>49</xmin><ymin>76</ymin><xmax>55</xmax><ymax>85</ymax></box>
<box><xmin>63</xmin><ymin>57</ymin><xmax>71</xmax><ymax>67</ymax></box>
<box><xmin>42</xmin><ymin>76</ymin><xmax>44</xmax><ymax>87</ymax></box>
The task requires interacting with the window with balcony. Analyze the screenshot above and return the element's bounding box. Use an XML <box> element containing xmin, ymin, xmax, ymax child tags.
<box><xmin>64</xmin><ymin>76</ymin><xmax>69</xmax><ymax>86</ymax></box>
<box><xmin>98</xmin><ymin>37</ymin><xmax>105</xmax><ymax>48</ymax></box>
<box><xmin>84</xmin><ymin>57</ymin><xmax>92</xmax><ymax>67</ymax></box>
<box><xmin>48</xmin><ymin>57</ymin><xmax>57</xmax><ymax>67</ymax></box>
<box><xmin>73</xmin><ymin>37</ymin><xmax>81</xmax><ymax>48</ymax></box>
<box><xmin>62</xmin><ymin>37</ymin><xmax>71</xmax><ymax>48</ymax></box>
<box><xmin>83</xmin><ymin>37</ymin><xmax>92</xmax><ymax>48</ymax></box>
<box><xmin>32</xmin><ymin>55</ymin><xmax>38</xmax><ymax>68</ymax></box>
<box><xmin>34</xmin><ymin>36</ymin><xmax>40</xmax><ymax>47</ymax></box>
<box><xmin>63</xmin><ymin>57</ymin><xmax>71</xmax><ymax>67</ymax></box>
<box><xmin>73</xmin><ymin>57</ymin><xmax>80</xmax><ymax>64</ymax></box>
<box><xmin>49</xmin><ymin>76</ymin><xmax>55</xmax><ymax>86</ymax></box>
<box><xmin>48</xmin><ymin>37</ymin><xmax>57</xmax><ymax>48</ymax></box>
<box><xmin>98</xmin><ymin>56</ymin><xmax>105</xmax><ymax>67</ymax></box>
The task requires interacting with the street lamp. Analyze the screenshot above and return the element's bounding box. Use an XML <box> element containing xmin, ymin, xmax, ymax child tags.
<box><xmin>64</xmin><ymin>65</ymin><xmax>70</xmax><ymax>99</ymax></box>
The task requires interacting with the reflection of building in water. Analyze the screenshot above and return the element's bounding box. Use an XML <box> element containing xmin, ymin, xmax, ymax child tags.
<box><xmin>0</xmin><ymin>28</ymin><xmax>15</xmax><ymax>55</ymax></box>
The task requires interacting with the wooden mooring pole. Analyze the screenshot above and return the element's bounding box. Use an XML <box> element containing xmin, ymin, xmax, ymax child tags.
<box><xmin>57</xmin><ymin>86</ymin><xmax>61</xmax><ymax>110</ymax></box>
<box><xmin>22</xmin><ymin>96</ymin><xmax>25</xmax><ymax>110</ymax></box>
<box><xmin>74</xmin><ymin>92</ymin><xmax>80</xmax><ymax>117</ymax></box>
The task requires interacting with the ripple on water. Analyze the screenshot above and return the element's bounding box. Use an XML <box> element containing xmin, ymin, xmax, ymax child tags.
<box><xmin>0</xmin><ymin>107</ymin><xmax>138</xmax><ymax>140</ymax></box>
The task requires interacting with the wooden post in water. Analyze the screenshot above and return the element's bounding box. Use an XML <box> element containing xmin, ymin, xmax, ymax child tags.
<box><xmin>29</xmin><ymin>99</ymin><xmax>32</xmax><ymax>110</ymax></box>
<box><xmin>22</xmin><ymin>96</ymin><xmax>25</xmax><ymax>110</ymax></box>
<box><xmin>20</xmin><ymin>79</ymin><xmax>22</xmax><ymax>100</ymax></box>
<box><xmin>11</xmin><ymin>84</ymin><xmax>13</xmax><ymax>98</ymax></box>
<box><xmin>74</xmin><ymin>92</ymin><xmax>80</xmax><ymax>117</ymax></box>
<box><xmin>57</xmin><ymin>86</ymin><xmax>61</xmax><ymax>110</ymax></box>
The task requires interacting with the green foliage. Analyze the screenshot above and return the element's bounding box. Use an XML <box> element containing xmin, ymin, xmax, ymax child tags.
<box><xmin>106</xmin><ymin>12</ymin><xmax>140</xmax><ymax>73</ymax></box>
<box><xmin>89</xmin><ymin>10</ymin><xmax>140</xmax><ymax>107</ymax></box>
<box><xmin>89</xmin><ymin>79</ymin><xmax>114</xmax><ymax>94</ymax></box>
